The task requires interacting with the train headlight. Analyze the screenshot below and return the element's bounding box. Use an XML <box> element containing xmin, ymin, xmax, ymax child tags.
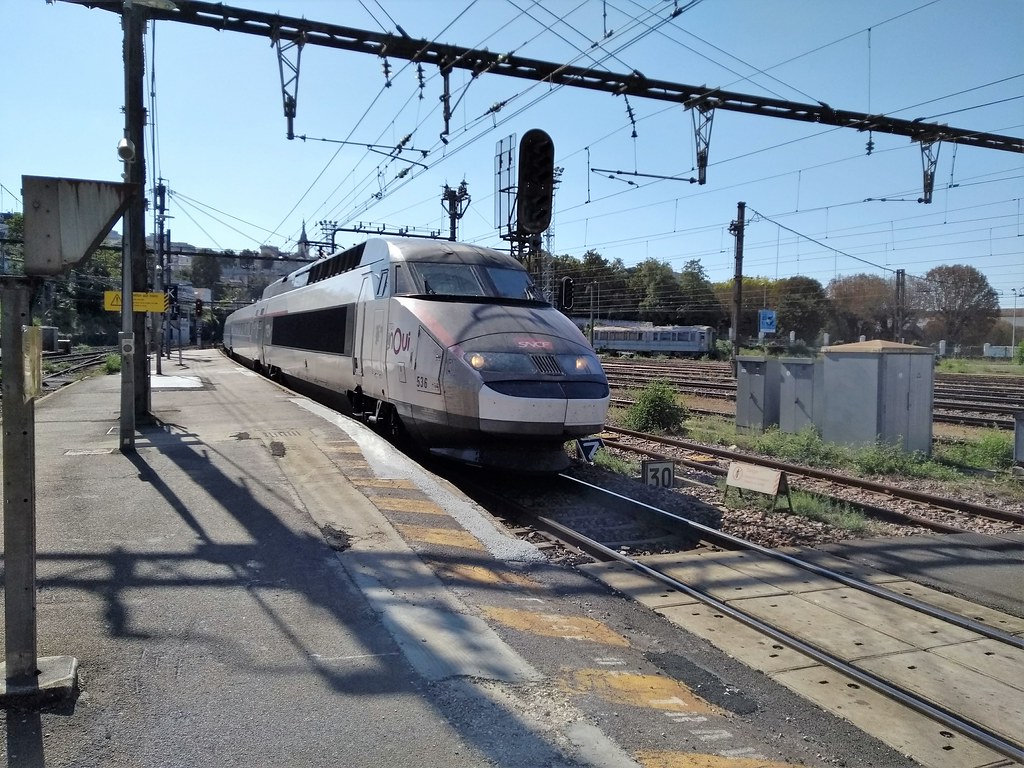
<box><xmin>464</xmin><ymin>351</ymin><xmax>536</xmax><ymax>373</ymax></box>
<box><xmin>557</xmin><ymin>353</ymin><xmax>601</xmax><ymax>374</ymax></box>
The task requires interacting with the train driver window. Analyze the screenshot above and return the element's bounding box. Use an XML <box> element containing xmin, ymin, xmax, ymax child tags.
<box><xmin>414</xmin><ymin>263</ymin><xmax>484</xmax><ymax>297</ymax></box>
<box><xmin>486</xmin><ymin>267</ymin><xmax>543</xmax><ymax>301</ymax></box>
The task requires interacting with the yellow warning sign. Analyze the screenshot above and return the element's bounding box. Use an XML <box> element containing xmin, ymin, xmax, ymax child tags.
<box><xmin>104</xmin><ymin>291</ymin><xmax>169</xmax><ymax>313</ymax></box>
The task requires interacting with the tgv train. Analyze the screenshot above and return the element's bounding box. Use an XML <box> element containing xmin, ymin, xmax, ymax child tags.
<box><xmin>223</xmin><ymin>237</ymin><xmax>609</xmax><ymax>471</ymax></box>
<box><xmin>591</xmin><ymin>324</ymin><xmax>718</xmax><ymax>357</ymax></box>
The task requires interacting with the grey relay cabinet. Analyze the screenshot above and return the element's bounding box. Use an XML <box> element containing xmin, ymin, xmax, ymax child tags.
<box><xmin>778</xmin><ymin>357</ymin><xmax>822</xmax><ymax>434</ymax></box>
<box><xmin>735</xmin><ymin>356</ymin><xmax>780</xmax><ymax>433</ymax></box>
<box><xmin>819</xmin><ymin>340</ymin><xmax>935</xmax><ymax>454</ymax></box>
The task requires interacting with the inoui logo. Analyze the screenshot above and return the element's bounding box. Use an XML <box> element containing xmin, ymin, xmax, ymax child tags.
<box><xmin>392</xmin><ymin>328</ymin><xmax>411</xmax><ymax>355</ymax></box>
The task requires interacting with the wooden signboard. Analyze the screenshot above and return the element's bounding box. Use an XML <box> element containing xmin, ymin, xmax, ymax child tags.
<box><xmin>725</xmin><ymin>461</ymin><xmax>792</xmax><ymax>510</ymax></box>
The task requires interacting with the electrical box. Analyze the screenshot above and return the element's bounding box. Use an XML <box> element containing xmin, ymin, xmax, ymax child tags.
<box><xmin>778</xmin><ymin>357</ymin><xmax>821</xmax><ymax>434</ymax></box>
<box><xmin>820</xmin><ymin>340</ymin><xmax>934</xmax><ymax>454</ymax></box>
<box><xmin>735</xmin><ymin>356</ymin><xmax>780</xmax><ymax>433</ymax></box>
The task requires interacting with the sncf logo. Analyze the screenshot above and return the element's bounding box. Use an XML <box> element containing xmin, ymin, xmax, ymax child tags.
<box><xmin>514</xmin><ymin>338</ymin><xmax>554</xmax><ymax>350</ymax></box>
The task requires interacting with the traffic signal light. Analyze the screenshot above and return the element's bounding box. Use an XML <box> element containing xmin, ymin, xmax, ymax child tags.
<box><xmin>516</xmin><ymin>128</ymin><xmax>555</xmax><ymax>235</ymax></box>
<box><xmin>195</xmin><ymin>298</ymin><xmax>203</xmax><ymax>315</ymax></box>
<box><xmin>559</xmin><ymin>276</ymin><xmax>574</xmax><ymax>310</ymax></box>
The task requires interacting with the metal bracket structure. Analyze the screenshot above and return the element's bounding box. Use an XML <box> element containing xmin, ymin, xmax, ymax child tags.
<box><xmin>690</xmin><ymin>101</ymin><xmax>715</xmax><ymax>185</ymax></box>
<box><xmin>919</xmin><ymin>138</ymin><xmax>940</xmax><ymax>204</ymax></box>
<box><xmin>441</xmin><ymin>182</ymin><xmax>471</xmax><ymax>241</ymax></box>
<box><xmin>440</xmin><ymin>67</ymin><xmax>452</xmax><ymax>144</ymax></box>
<box><xmin>275</xmin><ymin>30</ymin><xmax>305</xmax><ymax>140</ymax></box>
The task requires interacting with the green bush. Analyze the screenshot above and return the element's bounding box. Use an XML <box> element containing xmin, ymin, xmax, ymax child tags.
<box><xmin>935</xmin><ymin>431</ymin><xmax>1014</xmax><ymax>470</ymax></box>
<box><xmin>752</xmin><ymin>426</ymin><xmax>845</xmax><ymax>468</ymax></box>
<box><xmin>854</xmin><ymin>440</ymin><xmax>959</xmax><ymax>480</ymax></box>
<box><xmin>623</xmin><ymin>380</ymin><xmax>688</xmax><ymax>433</ymax></box>
<box><xmin>1015</xmin><ymin>342</ymin><xmax>1024</xmax><ymax>366</ymax></box>
<box><xmin>104</xmin><ymin>354</ymin><xmax>121</xmax><ymax>374</ymax></box>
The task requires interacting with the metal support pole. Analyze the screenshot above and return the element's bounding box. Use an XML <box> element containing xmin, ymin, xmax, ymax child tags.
<box><xmin>120</xmin><ymin>1</ymin><xmax>147</xmax><ymax>450</ymax></box>
<box><xmin>153</xmin><ymin>181</ymin><xmax>165</xmax><ymax>376</ymax></box>
<box><xmin>729</xmin><ymin>201</ymin><xmax>745</xmax><ymax>375</ymax></box>
<box><xmin>1014</xmin><ymin>412</ymin><xmax>1024</xmax><ymax>477</ymax></box>
<box><xmin>1</xmin><ymin>279</ymin><xmax>80</xmax><ymax>705</ymax></box>
<box><xmin>895</xmin><ymin>268</ymin><xmax>906</xmax><ymax>343</ymax></box>
<box><xmin>1012</xmin><ymin>288</ymin><xmax>1020</xmax><ymax>351</ymax></box>
<box><xmin>2</xmin><ymin>279</ymin><xmax>38</xmax><ymax>685</ymax></box>
<box><xmin>589</xmin><ymin>281</ymin><xmax>595</xmax><ymax>347</ymax></box>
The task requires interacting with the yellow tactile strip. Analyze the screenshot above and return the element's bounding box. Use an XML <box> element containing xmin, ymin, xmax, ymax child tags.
<box><xmin>560</xmin><ymin>669</ymin><xmax>719</xmax><ymax>714</ymax></box>
<box><xmin>481</xmin><ymin>606</ymin><xmax>630</xmax><ymax>647</ymax></box>
<box><xmin>312</xmin><ymin>433</ymin><xmax>486</xmax><ymax>550</ymax></box>
<box><xmin>424</xmin><ymin>560</ymin><xmax>544</xmax><ymax>591</ymax></box>
<box><xmin>370</xmin><ymin>496</ymin><xmax>448</xmax><ymax>515</ymax></box>
<box><xmin>635</xmin><ymin>753</ymin><xmax>800</xmax><ymax>768</ymax></box>
<box><xmin>394</xmin><ymin>523</ymin><xmax>485</xmax><ymax>551</ymax></box>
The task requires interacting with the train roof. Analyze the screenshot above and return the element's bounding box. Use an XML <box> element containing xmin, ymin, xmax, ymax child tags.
<box><xmin>380</xmin><ymin>237</ymin><xmax>519</xmax><ymax>267</ymax></box>
<box><xmin>283</xmin><ymin>238</ymin><xmax>516</xmax><ymax>279</ymax></box>
<box><xmin>263</xmin><ymin>237</ymin><xmax>521</xmax><ymax>300</ymax></box>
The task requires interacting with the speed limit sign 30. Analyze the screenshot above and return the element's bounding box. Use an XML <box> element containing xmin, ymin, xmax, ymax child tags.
<box><xmin>641</xmin><ymin>459</ymin><xmax>675</xmax><ymax>489</ymax></box>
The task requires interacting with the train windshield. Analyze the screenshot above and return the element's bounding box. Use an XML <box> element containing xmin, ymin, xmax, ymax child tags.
<box><xmin>400</xmin><ymin>261</ymin><xmax>545</xmax><ymax>303</ymax></box>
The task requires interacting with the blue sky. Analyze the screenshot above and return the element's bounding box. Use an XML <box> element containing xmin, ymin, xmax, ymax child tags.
<box><xmin>3</xmin><ymin>0</ymin><xmax>1022</xmax><ymax>306</ymax></box>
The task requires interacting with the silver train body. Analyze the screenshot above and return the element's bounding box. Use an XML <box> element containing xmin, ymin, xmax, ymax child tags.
<box><xmin>223</xmin><ymin>237</ymin><xmax>609</xmax><ymax>470</ymax></box>
<box><xmin>592</xmin><ymin>324</ymin><xmax>717</xmax><ymax>357</ymax></box>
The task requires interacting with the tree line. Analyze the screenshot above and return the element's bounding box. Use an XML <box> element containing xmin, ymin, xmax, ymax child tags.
<box><xmin>0</xmin><ymin>214</ymin><xmax>1011</xmax><ymax>349</ymax></box>
<box><xmin>550</xmin><ymin>249</ymin><xmax>1009</xmax><ymax>348</ymax></box>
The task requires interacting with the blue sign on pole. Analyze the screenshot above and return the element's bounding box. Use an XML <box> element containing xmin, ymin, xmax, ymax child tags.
<box><xmin>759</xmin><ymin>309</ymin><xmax>777</xmax><ymax>334</ymax></box>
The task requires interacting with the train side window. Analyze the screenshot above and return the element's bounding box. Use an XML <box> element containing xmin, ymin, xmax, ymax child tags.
<box><xmin>394</xmin><ymin>264</ymin><xmax>414</xmax><ymax>295</ymax></box>
<box><xmin>376</xmin><ymin>269</ymin><xmax>389</xmax><ymax>297</ymax></box>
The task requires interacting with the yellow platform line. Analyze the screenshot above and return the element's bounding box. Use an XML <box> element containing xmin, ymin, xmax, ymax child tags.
<box><xmin>394</xmin><ymin>523</ymin><xmax>485</xmax><ymax>551</ymax></box>
<box><xmin>481</xmin><ymin>606</ymin><xmax>629</xmax><ymax>647</ymax></box>
<box><xmin>561</xmin><ymin>669</ymin><xmax>720</xmax><ymax>714</ymax></box>
<box><xmin>373</xmin><ymin>496</ymin><xmax>447</xmax><ymax>515</ymax></box>
<box><xmin>636</xmin><ymin>752</ymin><xmax>801</xmax><ymax>768</ymax></box>
<box><xmin>429</xmin><ymin>562</ymin><xmax>543</xmax><ymax>590</ymax></box>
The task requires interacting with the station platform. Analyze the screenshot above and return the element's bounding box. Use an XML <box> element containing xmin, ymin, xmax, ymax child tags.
<box><xmin>0</xmin><ymin>350</ymin><xmax>923</xmax><ymax>768</ymax></box>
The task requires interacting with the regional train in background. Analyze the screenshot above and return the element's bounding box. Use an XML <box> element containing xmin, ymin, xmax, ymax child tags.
<box><xmin>591</xmin><ymin>324</ymin><xmax>718</xmax><ymax>357</ymax></box>
<box><xmin>223</xmin><ymin>237</ymin><xmax>610</xmax><ymax>471</ymax></box>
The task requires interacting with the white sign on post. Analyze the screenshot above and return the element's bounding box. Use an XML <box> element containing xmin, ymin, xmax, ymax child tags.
<box><xmin>642</xmin><ymin>459</ymin><xmax>675</xmax><ymax>488</ymax></box>
<box><xmin>725</xmin><ymin>461</ymin><xmax>792</xmax><ymax>510</ymax></box>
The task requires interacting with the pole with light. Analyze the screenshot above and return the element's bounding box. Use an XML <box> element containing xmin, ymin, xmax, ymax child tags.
<box><xmin>1013</xmin><ymin>288</ymin><xmax>1021</xmax><ymax>352</ymax></box>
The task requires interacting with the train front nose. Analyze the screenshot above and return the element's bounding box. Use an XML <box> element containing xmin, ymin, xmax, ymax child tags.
<box><xmin>443</xmin><ymin>342</ymin><xmax>609</xmax><ymax>438</ymax></box>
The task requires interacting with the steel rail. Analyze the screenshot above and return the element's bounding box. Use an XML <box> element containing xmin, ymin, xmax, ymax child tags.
<box><xmin>605</xmin><ymin>426</ymin><xmax>1024</xmax><ymax>524</ymax></box>
<box><xmin>41</xmin><ymin>354</ymin><xmax>112</xmax><ymax>383</ymax></box>
<box><xmin>612</xmin><ymin>396</ymin><xmax>1016</xmax><ymax>430</ymax></box>
<box><xmin>560</xmin><ymin>473</ymin><xmax>1023</xmax><ymax>647</ymax></box>
<box><xmin>600</xmin><ymin>437</ymin><xmax>971</xmax><ymax>535</ymax></box>
<box><xmin>545</xmin><ymin>474</ymin><xmax>1024</xmax><ymax>761</ymax></box>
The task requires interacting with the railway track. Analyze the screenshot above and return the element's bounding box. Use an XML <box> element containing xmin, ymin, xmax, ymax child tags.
<box><xmin>459</xmin><ymin>469</ymin><xmax>1024</xmax><ymax>767</ymax></box>
<box><xmin>612</xmin><ymin>394</ymin><xmax>1019</xmax><ymax>431</ymax></box>
<box><xmin>601</xmin><ymin>425</ymin><xmax>1024</xmax><ymax>530</ymax></box>
<box><xmin>604</xmin><ymin>369</ymin><xmax>1024</xmax><ymax>423</ymax></box>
